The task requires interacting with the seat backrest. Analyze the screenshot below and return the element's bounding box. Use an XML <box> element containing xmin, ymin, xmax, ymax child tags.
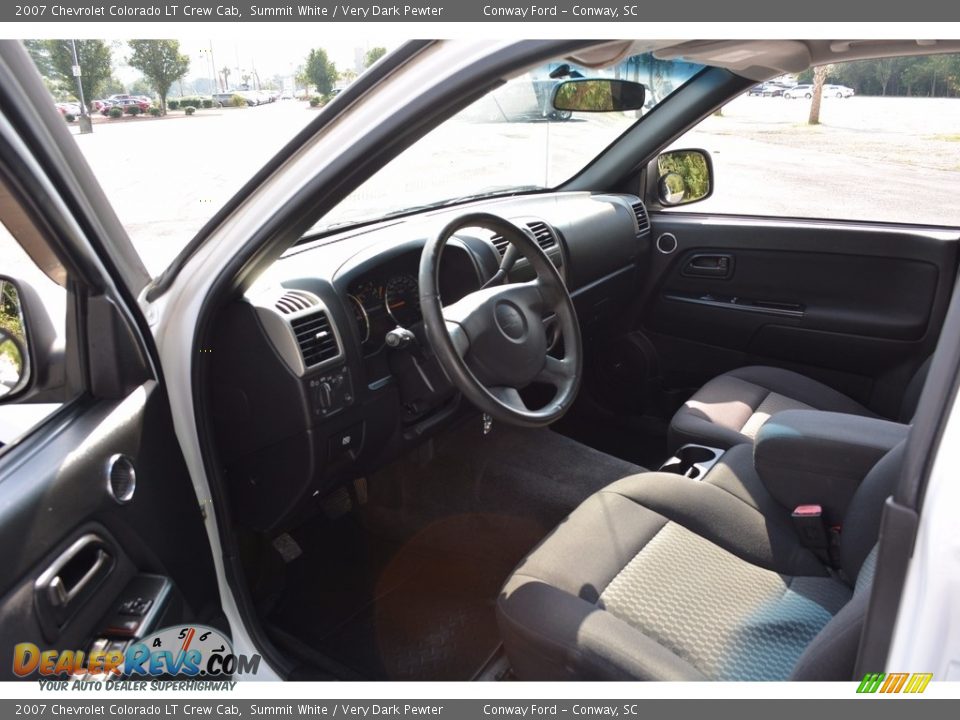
<box><xmin>900</xmin><ymin>357</ymin><xmax>932</xmax><ymax>422</ymax></box>
<box><xmin>789</xmin><ymin>442</ymin><xmax>905</xmax><ymax>681</ymax></box>
<box><xmin>840</xmin><ymin>442</ymin><xmax>906</xmax><ymax>581</ymax></box>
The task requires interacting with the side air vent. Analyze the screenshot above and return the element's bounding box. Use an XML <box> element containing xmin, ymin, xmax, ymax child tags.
<box><xmin>631</xmin><ymin>200</ymin><xmax>651</xmax><ymax>235</ymax></box>
<box><xmin>526</xmin><ymin>221</ymin><xmax>556</xmax><ymax>250</ymax></box>
<box><xmin>490</xmin><ymin>233</ymin><xmax>510</xmax><ymax>256</ymax></box>
<box><xmin>275</xmin><ymin>289</ymin><xmax>320</xmax><ymax>314</ymax></box>
<box><xmin>291</xmin><ymin>310</ymin><xmax>339</xmax><ymax>367</ymax></box>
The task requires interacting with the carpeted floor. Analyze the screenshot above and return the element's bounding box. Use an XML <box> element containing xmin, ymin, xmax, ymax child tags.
<box><xmin>267</xmin><ymin>421</ymin><xmax>645</xmax><ymax>680</ymax></box>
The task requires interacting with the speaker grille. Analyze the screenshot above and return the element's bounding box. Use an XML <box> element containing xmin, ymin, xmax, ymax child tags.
<box><xmin>106</xmin><ymin>454</ymin><xmax>136</xmax><ymax>505</ymax></box>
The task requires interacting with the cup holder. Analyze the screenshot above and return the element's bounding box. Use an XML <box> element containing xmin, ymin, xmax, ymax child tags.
<box><xmin>659</xmin><ymin>444</ymin><xmax>724</xmax><ymax>480</ymax></box>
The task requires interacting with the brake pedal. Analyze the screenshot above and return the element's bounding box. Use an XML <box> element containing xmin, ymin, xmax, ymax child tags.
<box><xmin>271</xmin><ymin>533</ymin><xmax>303</xmax><ymax>563</ymax></box>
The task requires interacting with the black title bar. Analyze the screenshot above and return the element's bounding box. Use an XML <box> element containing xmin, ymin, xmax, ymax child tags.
<box><xmin>4</xmin><ymin>0</ymin><xmax>960</xmax><ymax>22</ymax></box>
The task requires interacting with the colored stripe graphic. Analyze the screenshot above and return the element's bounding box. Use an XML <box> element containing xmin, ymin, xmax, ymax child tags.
<box><xmin>881</xmin><ymin>673</ymin><xmax>909</xmax><ymax>693</ymax></box>
<box><xmin>857</xmin><ymin>672</ymin><xmax>932</xmax><ymax>694</ymax></box>
<box><xmin>857</xmin><ymin>672</ymin><xmax>885</xmax><ymax>693</ymax></box>
<box><xmin>904</xmin><ymin>673</ymin><xmax>933</xmax><ymax>694</ymax></box>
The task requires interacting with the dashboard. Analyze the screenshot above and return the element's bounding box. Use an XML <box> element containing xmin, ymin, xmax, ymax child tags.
<box><xmin>345</xmin><ymin>244</ymin><xmax>483</xmax><ymax>356</ymax></box>
<box><xmin>207</xmin><ymin>191</ymin><xmax>651</xmax><ymax>532</ymax></box>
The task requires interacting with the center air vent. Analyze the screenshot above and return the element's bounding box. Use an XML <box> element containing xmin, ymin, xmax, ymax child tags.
<box><xmin>526</xmin><ymin>221</ymin><xmax>556</xmax><ymax>250</ymax></box>
<box><xmin>291</xmin><ymin>310</ymin><xmax>340</xmax><ymax>368</ymax></box>
<box><xmin>490</xmin><ymin>221</ymin><xmax>556</xmax><ymax>256</ymax></box>
<box><xmin>631</xmin><ymin>200</ymin><xmax>651</xmax><ymax>235</ymax></box>
<box><xmin>275</xmin><ymin>289</ymin><xmax>320</xmax><ymax>314</ymax></box>
<box><xmin>490</xmin><ymin>233</ymin><xmax>510</xmax><ymax>256</ymax></box>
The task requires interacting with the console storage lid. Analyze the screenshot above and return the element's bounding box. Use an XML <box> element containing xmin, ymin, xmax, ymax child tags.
<box><xmin>754</xmin><ymin>409</ymin><xmax>909</xmax><ymax>523</ymax></box>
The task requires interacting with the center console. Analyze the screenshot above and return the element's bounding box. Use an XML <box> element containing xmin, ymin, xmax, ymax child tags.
<box><xmin>659</xmin><ymin>444</ymin><xmax>725</xmax><ymax>480</ymax></box>
<box><xmin>657</xmin><ymin>409</ymin><xmax>909</xmax><ymax>528</ymax></box>
<box><xmin>753</xmin><ymin>409</ymin><xmax>909</xmax><ymax>523</ymax></box>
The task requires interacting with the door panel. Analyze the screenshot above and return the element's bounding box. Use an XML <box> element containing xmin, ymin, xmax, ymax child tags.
<box><xmin>0</xmin><ymin>40</ymin><xmax>221</xmax><ymax>681</ymax></box>
<box><xmin>0</xmin><ymin>382</ymin><xmax>219</xmax><ymax>680</ymax></box>
<box><xmin>639</xmin><ymin>214</ymin><xmax>959</xmax><ymax>417</ymax></box>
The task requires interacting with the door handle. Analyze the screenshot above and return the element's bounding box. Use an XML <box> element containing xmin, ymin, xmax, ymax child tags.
<box><xmin>682</xmin><ymin>253</ymin><xmax>733</xmax><ymax>278</ymax></box>
<box><xmin>35</xmin><ymin>534</ymin><xmax>114</xmax><ymax>635</ymax></box>
<box><xmin>47</xmin><ymin>548</ymin><xmax>110</xmax><ymax>608</ymax></box>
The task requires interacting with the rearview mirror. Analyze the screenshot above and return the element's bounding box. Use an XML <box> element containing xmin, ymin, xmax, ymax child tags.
<box><xmin>0</xmin><ymin>278</ymin><xmax>30</xmax><ymax>399</ymax></box>
<box><xmin>552</xmin><ymin>79</ymin><xmax>646</xmax><ymax>113</ymax></box>
<box><xmin>656</xmin><ymin>149</ymin><xmax>713</xmax><ymax>206</ymax></box>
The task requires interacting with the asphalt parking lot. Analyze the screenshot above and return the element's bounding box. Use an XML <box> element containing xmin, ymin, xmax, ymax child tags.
<box><xmin>67</xmin><ymin>95</ymin><xmax>960</xmax><ymax>276</ymax></box>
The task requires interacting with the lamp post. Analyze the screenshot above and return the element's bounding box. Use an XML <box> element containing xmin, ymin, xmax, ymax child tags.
<box><xmin>70</xmin><ymin>39</ymin><xmax>92</xmax><ymax>134</ymax></box>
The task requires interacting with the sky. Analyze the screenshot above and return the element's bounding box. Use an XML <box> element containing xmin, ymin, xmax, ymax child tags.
<box><xmin>113</xmin><ymin>36</ymin><xmax>399</xmax><ymax>86</ymax></box>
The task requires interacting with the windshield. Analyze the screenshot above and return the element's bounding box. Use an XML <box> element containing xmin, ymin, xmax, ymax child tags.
<box><xmin>25</xmin><ymin>37</ymin><xmax>399</xmax><ymax>276</ymax></box>
<box><xmin>312</xmin><ymin>52</ymin><xmax>703</xmax><ymax>233</ymax></box>
<box><xmin>25</xmin><ymin>40</ymin><xmax>700</xmax><ymax>275</ymax></box>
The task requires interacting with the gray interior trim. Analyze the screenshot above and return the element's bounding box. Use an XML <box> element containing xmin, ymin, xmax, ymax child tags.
<box><xmin>856</xmin><ymin>267</ymin><xmax>960</xmax><ymax>673</ymax></box>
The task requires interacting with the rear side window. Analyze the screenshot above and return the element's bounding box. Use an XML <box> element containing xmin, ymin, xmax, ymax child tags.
<box><xmin>663</xmin><ymin>54</ymin><xmax>960</xmax><ymax>227</ymax></box>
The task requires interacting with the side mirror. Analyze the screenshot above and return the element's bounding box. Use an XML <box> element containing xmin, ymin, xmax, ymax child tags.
<box><xmin>0</xmin><ymin>277</ymin><xmax>30</xmax><ymax>399</ymax></box>
<box><xmin>656</xmin><ymin>149</ymin><xmax>713</xmax><ymax>206</ymax></box>
<box><xmin>552</xmin><ymin>78</ymin><xmax>646</xmax><ymax>113</ymax></box>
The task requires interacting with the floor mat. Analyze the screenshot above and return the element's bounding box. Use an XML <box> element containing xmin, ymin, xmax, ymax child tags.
<box><xmin>268</xmin><ymin>423</ymin><xmax>645</xmax><ymax>680</ymax></box>
<box><xmin>318</xmin><ymin>553</ymin><xmax>503</xmax><ymax>681</ymax></box>
<box><xmin>366</xmin><ymin>421</ymin><xmax>647</xmax><ymax>534</ymax></box>
<box><xmin>270</xmin><ymin>512</ymin><xmax>541</xmax><ymax>680</ymax></box>
<box><xmin>553</xmin><ymin>409</ymin><xmax>669</xmax><ymax>470</ymax></box>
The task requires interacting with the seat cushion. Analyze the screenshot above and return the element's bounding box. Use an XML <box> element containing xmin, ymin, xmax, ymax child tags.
<box><xmin>497</xmin><ymin>448</ymin><xmax>854</xmax><ymax>681</ymax></box>
<box><xmin>669</xmin><ymin>366</ymin><xmax>877</xmax><ymax>451</ymax></box>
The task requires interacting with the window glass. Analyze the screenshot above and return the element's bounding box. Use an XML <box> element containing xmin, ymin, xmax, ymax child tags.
<box><xmin>662</xmin><ymin>54</ymin><xmax>960</xmax><ymax>226</ymax></box>
<box><xmin>314</xmin><ymin>53</ymin><xmax>703</xmax><ymax>233</ymax></box>
<box><xmin>25</xmin><ymin>38</ymin><xmax>396</xmax><ymax>275</ymax></box>
<box><xmin>0</xmin><ymin>218</ymin><xmax>72</xmax><ymax>448</ymax></box>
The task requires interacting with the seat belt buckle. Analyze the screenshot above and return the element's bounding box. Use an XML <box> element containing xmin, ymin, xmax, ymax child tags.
<box><xmin>791</xmin><ymin>505</ymin><xmax>831</xmax><ymax>562</ymax></box>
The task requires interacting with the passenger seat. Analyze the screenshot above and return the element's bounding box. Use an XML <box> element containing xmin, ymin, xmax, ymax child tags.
<box><xmin>668</xmin><ymin>361</ymin><xmax>930</xmax><ymax>451</ymax></box>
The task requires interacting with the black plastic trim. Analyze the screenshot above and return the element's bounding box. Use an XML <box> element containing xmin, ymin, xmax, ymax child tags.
<box><xmin>664</xmin><ymin>292</ymin><xmax>805</xmax><ymax>319</ymax></box>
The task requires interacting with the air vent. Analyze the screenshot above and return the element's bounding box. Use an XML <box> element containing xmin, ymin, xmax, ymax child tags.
<box><xmin>526</xmin><ymin>221</ymin><xmax>556</xmax><ymax>250</ymax></box>
<box><xmin>490</xmin><ymin>233</ymin><xmax>510</xmax><ymax>256</ymax></box>
<box><xmin>291</xmin><ymin>310</ymin><xmax>340</xmax><ymax>367</ymax></box>
<box><xmin>631</xmin><ymin>200</ymin><xmax>651</xmax><ymax>235</ymax></box>
<box><xmin>275</xmin><ymin>289</ymin><xmax>320</xmax><ymax>315</ymax></box>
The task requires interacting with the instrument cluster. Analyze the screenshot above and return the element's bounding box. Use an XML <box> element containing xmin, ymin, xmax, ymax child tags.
<box><xmin>347</xmin><ymin>273</ymin><xmax>422</xmax><ymax>353</ymax></box>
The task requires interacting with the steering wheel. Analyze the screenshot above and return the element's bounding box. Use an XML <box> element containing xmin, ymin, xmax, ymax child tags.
<box><xmin>419</xmin><ymin>212</ymin><xmax>582</xmax><ymax>427</ymax></box>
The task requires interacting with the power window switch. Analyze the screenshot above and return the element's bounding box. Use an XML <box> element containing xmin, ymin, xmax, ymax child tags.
<box><xmin>119</xmin><ymin>597</ymin><xmax>153</xmax><ymax>616</ymax></box>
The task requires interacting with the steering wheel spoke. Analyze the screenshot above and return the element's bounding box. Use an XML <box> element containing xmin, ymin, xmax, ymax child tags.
<box><xmin>489</xmin><ymin>386</ymin><xmax>529</xmax><ymax>412</ymax></box>
<box><xmin>535</xmin><ymin>355</ymin><xmax>574</xmax><ymax>387</ymax></box>
<box><xmin>445</xmin><ymin>321</ymin><xmax>470</xmax><ymax>358</ymax></box>
<box><xmin>534</xmin><ymin>274</ymin><xmax>566</xmax><ymax>310</ymax></box>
